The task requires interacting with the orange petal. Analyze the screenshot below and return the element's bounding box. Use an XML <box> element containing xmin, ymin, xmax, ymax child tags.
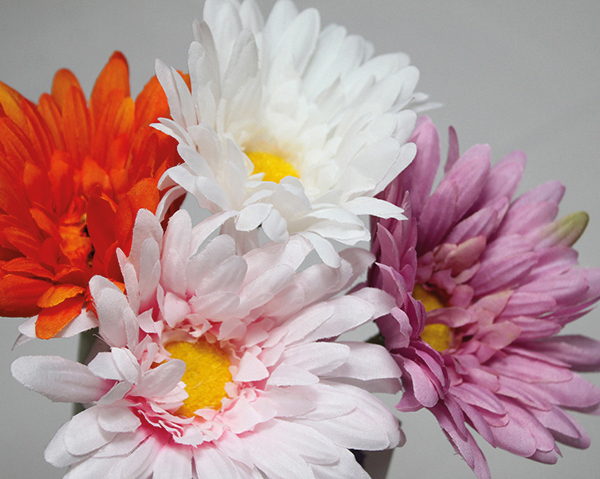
<box><xmin>0</xmin><ymin>80</ymin><xmax>27</xmax><ymax>131</ymax></box>
<box><xmin>21</xmin><ymin>98</ymin><xmax>54</xmax><ymax>167</ymax></box>
<box><xmin>3</xmin><ymin>227</ymin><xmax>43</xmax><ymax>262</ymax></box>
<box><xmin>114</xmin><ymin>178</ymin><xmax>160</xmax><ymax>254</ymax></box>
<box><xmin>53</xmin><ymin>265</ymin><xmax>89</xmax><ymax>286</ymax></box>
<box><xmin>129</xmin><ymin>127</ymin><xmax>159</xmax><ymax>178</ymax></box>
<box><xmin>35</xmin><ymin>294</ymin><xmax>85</xmax><ymax>339</ymax></box>
<box><xmin>92</xmin><ymin>92</ymin><xmax>134</xmax><ymax>169</ymax></box>
<box><xmin>110</xmin><ymin>97</ymin><xmax>135</xmax><ymax>149</ymax></box>
<box><xmin>134</xmin><ymin>75</ymin><xmax>169</xmax><ymax>129</ymax></box>
<box><xmin>23</xmin><ymin>162</ymin><xmax>54</xmax><ymax>211</ymax></box>
<box><xmin>37</xmin><ymin>283</ymin><xmax>86</xmax><ymax>308</ymax></box>
<box><xmin>86</xmin><ymin>191</ymin><xmax>116</xmax><ymax>258</ymax></box>
<box><xmin>2</xmin><ymin>257</ymin><xmax>54</xmax><ymax>280</ymax></box>
<box><xmin>0</xmin><ymin>246</ymin><xmax>22</xmax><ymax>262</ymax></box>
<box><xmin>0</xmin><ymin>133</ymin><xmax>32</xmax><ymax>225</ymax></box>
<box><xmin>61</xmin><ymin>85</ymin><xmax>91</xmax><ymax>166</ymax></box>
<box><xmin>37</xmin><ymin>93</ymin><xmax>65</xmax><ymax>151</ymax></box>
<box><xmin>90</xmin><ymin>52</ymin><xmax>130</xmax><ymax>127</ymax></box>
<box><xmin>51</xmin><ymin>69</ymin><xmax>82</xmax><ymax>112</ymax></box>
<box><xmin>0</xmin><ymin>116</ymin><xmax>38</xmax><ymax>167</ymax></box>
<box><xmin>39</xmin><ymin>237</ymin><xmax>62</xmax><ymax>270</ymax></box>
<box><xmin>30</xmin><ymin>208</ymin><xmax>61</xmax><ymax>242</ymax></box>
<box><xmin>108</xmin><ymin>136</ymin><xmax>133</xmax><ymax>197</ymax></box>
<box><xmin>81</xmin><ymin>157</ymin><xmax>112</xmax><ymax>197</ymax></box>
<box><xmin>48</xmin><ymin>151</ymin><xmax>74</xmax><ymax>217</ymax></box>
<box><xmin>102</xmin><ymin>241</ymin><xmax>122</xmax><ymax>281</ymax></box>
<box><xmin>0</xmin><ymin>274</ymin><xmax>50</xmax><ymax>317</ymax></box>
<box><xmin>134</xmin><ymin>71</ymin><xmax>190</xmax><ymax>128</ymax></box>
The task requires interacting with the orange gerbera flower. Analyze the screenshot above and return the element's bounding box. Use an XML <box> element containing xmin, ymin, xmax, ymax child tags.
<box><xmin>0</xmin><ymin>52</ymin><xmax>185</xmax><ymax>339</ymax></box>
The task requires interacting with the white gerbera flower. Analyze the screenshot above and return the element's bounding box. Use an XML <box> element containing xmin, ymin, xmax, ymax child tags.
<box><xmin>12</xmin><ymin>209</ymin><xmax>403</xmax><ymax>479</ymax></box>
<box><xmin>155</xmin><ymin>0</ymin><xmax>423</xmax><ymax>266</ymax></box>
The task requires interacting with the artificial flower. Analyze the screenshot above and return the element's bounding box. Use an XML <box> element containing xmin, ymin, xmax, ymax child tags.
<box><xmin>0</xmin><ymin>52</ymin><xmax>183</xmax><ymax>339</ymax></box>
<box><xmin>369</xmin><ymin>116</ymin><xmax>600</xmax><ymax>478</ymax></box>
<box><xmin>13</xmin><ymin>208</ymin><xmax>403</xmax><ymax>478</ymax></box>
<box><xmin>154</xmin><ymin>0</ymin><xmax>425</xmax><ymax>266</ymax></box>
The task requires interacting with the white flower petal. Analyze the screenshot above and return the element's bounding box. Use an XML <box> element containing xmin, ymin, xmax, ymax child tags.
<box><xmin>298</xmin><ymin>231</ymin><xmax>341</xmax><ymax>267</ymax></box>
<box><xmin>98</xmin><ymin>381</ymin><xmax>133</xmax><ymax>406</ymax></box>
<box><xmin>153</xmin><ymin>445</ymin><xmax>193</xmax><ymax>479</ymax></box>
<box><xmin>64</xmin><ymin>408</ymin><xmax>117</xmax><ymax>456</ymax></box>
<box><xmin>235</xmin><ymin>203</ymin><xmax>273</xmax><ymax>231</ymax></box>
<box><xmin>234</xmin><ymin>352</ymin><xmax>269</xmax><ymax>382</ymax></box>
<box><xmin>45</xmin><ymin>422</ymin><xmax>83</xmax><ymax>467</ymax></box>
<box><xmin>12</xmin><ymin>356</ymin><xmax>109</xmax><ymax>403</ymax></box>
<box><xmin>98</xmin><ymin>406</ymin><xmax>141</xmax><ymax>433</ymax></box>
<box><xmin>326</xmin><ymin>342</ymin><xmax>401</xmax><ymax>382</ymax></box>
<box><xmin>193</xmin><ymin>444</ymin><xmax>244</xmax><ymax>479</ymax></box>
<box><xmin>88</xmin><ymin>352</ymin><xmax>121</xmax><ymax>381</ymax></box>
<box><xmin>133</xmin><ymin>359</ymin><xmax>185</xmax><ymax>398</ymax></box>
<box><xmin>64</xmin><ymin>456</ymin><xmax>121</xmax><ymax>479</ymax></box>
<box><xmin>267</xmin><ymin>363</ymin><xmax>320</xmax><ymax>387</ymax></box>
<box><xmin>261</xmin><ymin>388</ymin><xmax>315</xmax><ymax>418</ymax></box>
<box><xmin>111</xmin><ymin>348</ymin><xmax>142</xmax><ymax>384</ymax></box>
<box><xmin>94</xmin><ymin>430</ymin><xmax>150</xmax><ymax>459</ymax></box>
<box><xmin>280</xmin><ymin>342</ymin><xmax>350</xmax><ymax>376</ymax></box>
<box><xmin>105</xmin><ymin>436</ymin><xmax>158</xmax><ymax>479</ymax></box>
<box><xmin>302</xmin><ymin>295</ymin><xmax>380</xmax><ymax>342</ymax></box>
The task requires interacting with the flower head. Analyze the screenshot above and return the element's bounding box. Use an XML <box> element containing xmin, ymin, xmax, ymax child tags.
<box><xmin>0</xmin><ymin>52</ymin><xmax>183</xmax><ymax>339</ymax></box>
<box><xmin>154</xmin><ymin>0</ymin><xmax>423</xmax><ymax>266</ymax></box>
<box><xmin>13</xmin><ymin>209</ymin><xmax>403</xmax><ymax>478</ymax></box>
<box><xmin>369</xmin><ymin>116</ymin><xmax>600</xmax><ymax>478</ymax></box>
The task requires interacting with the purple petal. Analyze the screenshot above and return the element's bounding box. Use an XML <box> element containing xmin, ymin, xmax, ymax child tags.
<box><xmin>488</xmin><ymin>352</ymin><xmax>572</xmax><ymax>383</ymax></box>
<box><xmin>470</xmin><ymin>251</ymin><xmax>537</xmax><ymax>296</ymax></box>
<box><xmin>490</xmin><ymin>399</ymin><xmax>555</xmax><ymax>458</ymax></box>
<box><xmin>511</xmin><ymin>180</ymin><xmax>565</xmax><ymax>209</ymax></box>
<box><xmin>418</xmin><ymin>146</ymin><xmax>491</xmax><ymax>253</ymax></box>
<box><xmin>495</xmin><ymin>201</ymin><xmax>559</xmax><ymax>238</ymax></box>
<box><xmin>430</xmin><ymin>400</ymin><xmax>492</xmax><ymax>479</ymax></box>
<box><xmin>404</xmin><ymin>116</ymin><xmax>441</xmax><ymax>215</ymax></box>
<box><xmin>518</xmin><ymin>271</ymin><xmax>588</xmax><ymax>307</ymax></box>
<box><xmin>446</xmin><ymin>198</ymin><xmax>508</xmax><ymax>244</ymax></box>
<box><xmin>532</xmin><ymin>406</ymin><xmax>590</xmax><ymax>449</ymax></box>
<box><xmin>526</xmin><ymin>335</ymin><xmax>600</xmax><ymax>372</ymax></box>
<box><xmin>502</xmin><ymin>292</ymin><xmax>557</xmax><ymax>318</ymax></box>
<box><xmin>445</xmin><ymin>126</ymin><xmax>460</xmax><ymax>173</ymax></box>
<box><xmin>469</xmin><ymin>150</ymin><xmax>526</xmax><ymax>212</ymax></box>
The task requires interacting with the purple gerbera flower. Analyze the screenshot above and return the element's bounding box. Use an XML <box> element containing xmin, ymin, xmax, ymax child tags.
<box><xmin>369</xmin><ymin>116</ymin><xmax>600</xmax><ymax>478</ymax></box>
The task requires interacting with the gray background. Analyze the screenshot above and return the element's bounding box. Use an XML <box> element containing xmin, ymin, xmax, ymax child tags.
<box><xmin>1</xmin><ymin>1</ymin><xmax>599</xmax><ymax>477</ymax></box>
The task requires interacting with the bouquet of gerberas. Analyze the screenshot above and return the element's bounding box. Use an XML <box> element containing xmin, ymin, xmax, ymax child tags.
<box><xmin>3</xmin><ymin>1</ymin><xmax>600</xmax><ymax>478</ymax></box>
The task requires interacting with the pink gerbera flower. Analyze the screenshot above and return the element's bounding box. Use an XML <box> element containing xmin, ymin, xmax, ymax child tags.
<box><xmin>369</xmin><ymin>116</ymin><xmax>600</xmax><ymax>478</ymax></box>
<box><xmin>13</xmin><ymin>209</ymin><xmax>402</xmax><ymax>479</ymax></box>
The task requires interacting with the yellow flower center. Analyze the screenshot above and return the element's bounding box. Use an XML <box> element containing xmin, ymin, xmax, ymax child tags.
<box><xmin>165</xmin><ymin>339</ymin><xmax>233</xmax><ymax>416</ymax></box>
<box><xmin>246</xmin><ymin>150</ymin><xmax>300</xmax><ymax>183</ymax></box>
<box><xmin>420</xmin><ymin>323</ymin><xmax>452</xmax><ymax>352</ymax></box>
<box><xmin>412</xmin><ymin>284</ymin><xmax>445</xmax><ymax>313</ymax></box>
<box><xmin>412</xmin><ymin>284</ymin><xmax>452</xmax><ymax>352</ymax></box>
